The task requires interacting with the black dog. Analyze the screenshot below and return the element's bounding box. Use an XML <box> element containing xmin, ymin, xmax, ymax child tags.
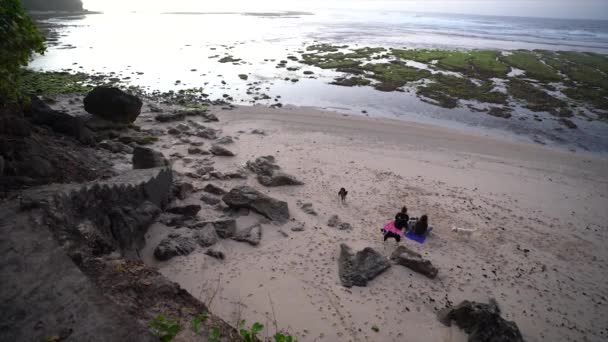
<box><xmin>338</xmin><ymin>188</ymin><xmax>348</xmax><ymax>202</ymax></box>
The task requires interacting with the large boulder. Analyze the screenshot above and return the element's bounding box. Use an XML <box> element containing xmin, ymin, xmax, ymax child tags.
<box><xmin>154</xmin><ymin>232</ymin><xmax>197</xmax><ymax>261</ymax></box>
<box><xmin>338</xmin><ymin>244</ymin><xmax>391</xmax><ymax>288</ymax></box>
<box><xmin>132</xmin><ymin>147</ymin><xmax>168</xmax><ymax>169</ymax></box>
<box><xmin>222</xmin><ymin>186</ymin><xmax>289</xmax><ymax>223</ymax></box>
<box><xmin>390</xmin><ymin>245</ymin><xmax>438</xmax><ymax>279</ymax></box>
<box><xmin>246</xmin><ymin>156</ymin><xmax>303</xmax><ymax>187</ymax></box>
<box><xmin>437</xmin><ymin>299</ymin><xmax>524</xmax><ymax>342</ymax></box>
<box><xmin>84</xmin><ymin>87</ymin><xmax>142</xmax><ymax>124</ymax></box>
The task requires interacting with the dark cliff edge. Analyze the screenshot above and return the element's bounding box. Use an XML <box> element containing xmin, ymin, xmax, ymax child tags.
<box><xmin>0</xmin><ymin>97</ymin><xmax>240</xmax><ymax>341</ymax></box>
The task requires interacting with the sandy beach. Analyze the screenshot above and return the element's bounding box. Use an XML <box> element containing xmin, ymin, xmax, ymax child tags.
<box><xmin>133</xmin><ymin>103</ymin><xmax>608</xmax><ymax>342</ymax></box>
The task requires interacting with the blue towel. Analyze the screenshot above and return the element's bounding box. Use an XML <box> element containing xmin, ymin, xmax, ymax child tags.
<box><xmin>405</xmin><ymin>230</ymin><xmax>428</xmax><ymax>244</ymax></box>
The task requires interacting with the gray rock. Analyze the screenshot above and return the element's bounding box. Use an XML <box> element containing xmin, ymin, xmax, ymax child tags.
<box><xmin>327</xmin><ymin>215</ymin><xmax>340</xmax><ymax>227</ymax></box>
<box><xmin>99</xmin><ymin>140</ymin><xmax>133</xmax><ymax>154</ymax></box>
<box><xmin>155</xmin><ymin>112</ymin><xmax>186</xmax><ymax>122</ymax></box>
<box><xmin>338</xmin><ymin>222</ymin><xmax>353</xmax><ymax>230</ymax></box>
<box><xmin>290</xmin><ymin>222</ymin><xmax>305</xmax><ymax>232</ymax></box>
<box><xmin>176</xmin><ymin>123</ymin><xmax>190</xmax><ymax>131</ymax></box>
<box><xmin>224</xmin><ymin>168</ymin><xmax>248</xmax><ymax>179</ymax></box>
<box><xmin>251</xmin><ymin>129</ymin><xmax>266</xmax><ymax>135</ymax></box>
<box><xmin>166</xmin><ymin>204</ymin><xmax>201</xmax><ymax>217</ymax></box>
<box><xmin>168</xmin><ymin>127</ymin><xmax>181</xmax><ymax>135</ymax></box>
<box><xmin>246</xmin><ymin>156</ymin><xmax>303</xmax><ymax>187</ymax></box>
<box><xmin>172</xmin><ymin>182</ymin><xmax>194</xmax><ymax>200</ymax></box>
<box><xmin>195</xmin><ymin>127</ymin><xmax>218</xmax><ymax>140</ymax></box>
<box><xmin>233</xmin><ymin>224</ymin><xmax>262</xmax><ymax>246</ymax></box>
<box><xmin>175</xmin><ymin>109</ymin><xmax>218</xmax><ymax>123</ymax></box>
<box><xmin>437</xmin><ymin>299</ymin><xmax>524</xmax><ymax>342</ymax></box>
<box><xmin>188</xmin><ymin>147</ymin><xmax>209</xmax><ymax>155</ymax></box>
<box><xmin>338</xmin><ymin>244</ymin><xmax>391</xmax><ymax>288</ymax></box>
<box><xmin>203</xmin><ymin>183</ymin><xmax>226</xmax><ymax>195</ymax></box>
<box><xmin>210</xmin><ymin>144</ymin><xmax>235</xmax><ymax>156</ymax></box>
<box><xmin>132</xmin><ymin>147</ymin><xmax>168</xmax><ymax>169</ymax></box>
<box><xmin>200</xmin><ymin>194</ymin><xmax>221</xmax><ymax>205</ymax></box>
<box><xmin>205</xmin><ymin>249</ymin><xmax>225</xmax><ymax>260</ymax></box>
<box><xmin>196</xmin><ymin>218</ymin><xmax>237</xmax><ymax>239</ymax></box>
<box><xmin>194</xmin><ymin>226</ymin><xmax>219</xmax><ymax>247</ymax></box>
<box><xmin>154</xmin><ymin>233</ymin><xmax>197</xmax><ymax>261</ymax></box>
<box><xmin>214</xmin><ymin>136</ymin><xmax>234</xmax><ymax>144</ymax></box>
<box><xmin>299</xmin><ymin>202</ymin><xmax>317</xmax><ymax>216</ymax></box>
<box><xmin>390</xmin><ymin>245</ymin><xmax>438</xmax><ymax>279</ymax></box>
<box><xmin>222</xmin><ymin>186</ymin><xmax>289</xmax><ymax>223</ymax></box>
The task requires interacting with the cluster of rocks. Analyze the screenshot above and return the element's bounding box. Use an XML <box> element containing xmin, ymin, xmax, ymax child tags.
<box><xmin>327</xmin><ymin>214</ymin><xmax>352</xmax><ymax>230</ymax></box>
<box><xmin>246</xmin><ymin>155</ymin><xmax>303</xmax><ymax>186</ymax></box>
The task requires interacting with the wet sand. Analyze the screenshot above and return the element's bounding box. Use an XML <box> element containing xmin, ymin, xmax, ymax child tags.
<box><xmin>138</xmin><ymin>104</ymin><xmax>608</xmax><ymax>342</ymax></box>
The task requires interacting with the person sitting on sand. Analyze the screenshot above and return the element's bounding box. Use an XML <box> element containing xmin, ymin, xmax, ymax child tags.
<box><xmin>394</xmin><ymin>206</ymin><xmax>409</xmax><ymax>231</ymax></box>
<box><xmin>414</xmin><ymin>214</ymin><xmax>431</xmax><ymax>236</ymax></box>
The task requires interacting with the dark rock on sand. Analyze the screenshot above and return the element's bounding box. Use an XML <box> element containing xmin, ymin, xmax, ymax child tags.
<box><xmin>84</xmin><ymin>87</ymin><xmax>142</xmax><ymax>124</ymax></box>
<box><xmin>172</xmin><ymin>181</ymin><xmax>194</xmax><ymax>200</ymax></box>
<box><xmin>166</xmin><ymin>204</ymin><xmax>201</xmax><ymax>217</ymax></box>
<box><xmin>210</xmin><ymin>144</ymin><xmax>235</xmax><ymax>156</ymax></box>
<box><xmin>222</xmin><ymin>186</ymin><xmax>289</xmax><ymax>223</ymax></box>
<box><xmin>205</xmin><ymin>248</ymin><xmax>225</xmax><ymax>260</ymax></box>
<box><xmin>437</xmin><ymin>299</ymin><xmax>524</xmax><ymax>342</ymax></box>
<box><xmin>24</xmin><ymin>96</ymin><xmax>95</xmax><ymax>145</ymax></box>
<box><xmin>194</xmin><ymin>225</ymin><xmax>219</xmax><ymax>247</ymax></box>
<box><xmin>174</xmin><ymin>109</ymin><xmax>219</xmax><ymax>123</ymax></box>
<box><xmin>338</xmin><ymin>244</ymin><xmax>391</xmax><ymax>288</ymax></box>
<box><xmin>214</xmin><ymin>136</ymin><xmax>234</xmax><ymax>145</ymax></box>
<box><xmin>132</xmin><ymin>147</ymin><xmax>168</xmax><ymax>169</ymax></box>
<box><xmin>203</xmin><ymin>183</ymin><xmax>227</xmax><ymax>195</ymax></box>
<box><xmin>200</xmin><ymin>194</ymin><xmax>221</xmax><ymax>205</ymax></box>
<box><xmin>233</xmin><ymin>224</ymin><xmax>262</xmax><ymax>246</ymax></box>
<box><xmin>155</xmin><ymin>112</ymin><xmax>186</xmax><ymax>123</ymax></box>
<box><xmin>390</xmin><ymin>245</ymin><xmax>438</xmax><ymax>279</ymax></box>
<box><xmin>194</xmin><ymin>218</ymin><xmax>237</xmax><ymax>239</ymax></box>
<box><xmin>99</xmin><ymin>140</ymin><xmax>133</xmax><ymax>154</ymax></box>
<box><xmin>188</xmin><ymin>147</ymin><xmax>209</xmax><ymax>155</ymax></box>
<box><xmin>298</xmin><ymin>201</ymin><xmax>318</xmax><ymax>216</ymax></box>
<box><xmin>327</xmin><ymin>215</ymin><xmax>340</xmax><ymax>227</ymax></box>
<box><xmin>154</xmin><ymin>232</ymin><xmax>197</xmax><ymax>261</ymax></box>
<box><xmin>246</xmin><ymin>156</ymin><xmax>303</xmax><ymax>186</ymax></box>
<box><xmin>195</xmin><ymin>127</ymin><xmax>219</xmax><ymax>140</ymax></box>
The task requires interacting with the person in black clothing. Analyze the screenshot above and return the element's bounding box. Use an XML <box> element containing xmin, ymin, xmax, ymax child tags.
<box><xmin>394</xmin><ymin>206</ymin><xmax>409</xmax><ymax>231</ymax></box>
<box><xmin>414</xmin><ymin>214</ymin><xmax>429</xmax><ymax>236</ymax></box>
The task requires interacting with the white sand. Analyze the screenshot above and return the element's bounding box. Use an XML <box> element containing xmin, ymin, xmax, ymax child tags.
<box><xmin>140</xmin><ymin>104</ymin><xmax>608</xmax><ymax>342</ymax></box>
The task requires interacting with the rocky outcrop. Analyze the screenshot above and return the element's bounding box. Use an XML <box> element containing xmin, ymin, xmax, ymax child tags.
<box><xmin>246</xmin><ymin>155</ymin><xmax>303</xmax><ymax>186</ymax></box>
<box><xmin>390</xmin><ymin>245</ymin><xmax>438</xmax><ymax>279</ymax></box>
<box><xmin>437</xmin><ymin>299</ymin><xmax>524</xmax><ymax>342</ymax></box>
<box><xmin>338</xmin><ymin>244</ymin><xmax>391</xmax><ymax>287</ymax></box>
<box><xmin>222</xmin><ymin>185</ymin><xmax>289</xmax><ymax>223</ymax></box>
<box><xmin>22</xmin><ymin>0</ymin><xmax>84</xmax><ymax>11</ymax></box>
<box><xmin>194</xmin><ymin>218</ymin><xmax>237</xmax><ymax>239</ymax></box>
<box><xmin>132</xmin><ymin>146</ymin><xmax>168</xmax><ymax>169</ymax></box>
<box><xmin>84</xmin><ymin>87</ymin><xmax>142</xmax><ymax>124</ymax></box>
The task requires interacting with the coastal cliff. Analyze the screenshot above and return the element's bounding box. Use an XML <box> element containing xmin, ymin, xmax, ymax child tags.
<box><xmin>21</xmin><ymin>0</ymin><xmax>83</xmax><ymax>11</ymax></box>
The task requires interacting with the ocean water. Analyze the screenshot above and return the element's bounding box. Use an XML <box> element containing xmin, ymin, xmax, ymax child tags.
<box><xmin>29</xmin><ymin>8</ymin><xmax>608</xmax><ymax>152</ymax></box>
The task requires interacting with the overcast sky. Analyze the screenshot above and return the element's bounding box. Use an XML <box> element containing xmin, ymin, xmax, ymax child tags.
<box><xmin>82</xmin><ymin>0</ymin><xmax>608</xmax><ymax>20</ymax></box>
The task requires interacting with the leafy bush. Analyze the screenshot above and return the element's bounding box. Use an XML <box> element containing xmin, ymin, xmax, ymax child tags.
<box><xmin>240</xmin><ymin>321</ymin><xmax>264</xmax><ymax>342</ymax></box>
<box><xmin>0</xmin><ymin>0</ymin><xmax>45</xmax><ymax>104</ymax></box>
<box><xmin>190</xmin><ymin>312</ymin><xmax>209</xmax><ymax>334</ymax></box>
<box><xmin>148</xmin><ymin>314</ymin><xmax>182</xmax><ymax>342</ymax></box>
<box><xmin>274</xmin><ymin>332</ymin><xmax>298</xmax><ymax>342</ymax></box>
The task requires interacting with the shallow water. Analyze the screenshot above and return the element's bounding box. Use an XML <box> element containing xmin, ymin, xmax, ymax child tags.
<box><xmin>29</xmin><ymin>9</ymin><xmax>608</xmax><ymax>152</ymax></box>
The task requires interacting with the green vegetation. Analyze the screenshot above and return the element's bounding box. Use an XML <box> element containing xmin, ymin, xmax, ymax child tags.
<box><xmin>391</xmin><ymin>48</ymin><xmax>451</xmax><ymax>63</ymax></box>
<box><xmin>209</xmin><ymin>327</ymin><xmax>221</xmax><ymax>342</ymax></box>
<box><xmin>563</xmin><ymin>86</ymin><xmax>608</xmax><ymax>112</ymax></box>
<box><xmin>507</xmin><ymin>79</ymin><xmax>572</xmax><ymax>117</ymax></box>
<box><xmin>487</xmin><ymin>106</ymin><xmax>512</xmax><ymax>119</ymax></box>
<box><xmin>305</xmin><ymin>43</ymin><xmax>348</xmax><ymax>53</ymax></box>
<box><xmin>20</xmin><ymin>70</ymin><xmax>93</xmax><ymax>96</ymax></box>
<box><xmin>0</xmin><ymin>0</ymin><xmax>46</xmax><ymax>104</ymax></box>
<box><xmin>190</xmin><ymin>312</ymin><xmax>209</xmax><ymax>334</ymax></box>
<box><xmin>148</xmin><ymin>315</ymin><xmax>182</xmax><ymax>342</ymax></box>
<box><xmin>417</xmin><ymin>74</ymin><xmax>507</xmax><ymax>108</ymax></box>
<box><xmin>500</xmin><ymin>51</ymin><xmax>561</xmax><ymax>82</ymax></box>
<box><xmin>330</xmin><ymin>76</ymin><xmax>371</xmax><ymax>87</ymax></box>
<box><xmin>274</xmin><ymin>332</ymin><xmax>298</xmax><ymax>342</ymax></box>
<box><xmin>363</xmin><ymin>62</ymin><xmax>431</xmax><ymax>91</ymax></box>
<box><xmin>239</xmin><ymin>321</ymin><xmax>264</xmax><ymax>342</ymax></box>
<box><xmin>436</xmin><ymin>50</ymin><xmax>509</xmax><ymax>79</ymax></box>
